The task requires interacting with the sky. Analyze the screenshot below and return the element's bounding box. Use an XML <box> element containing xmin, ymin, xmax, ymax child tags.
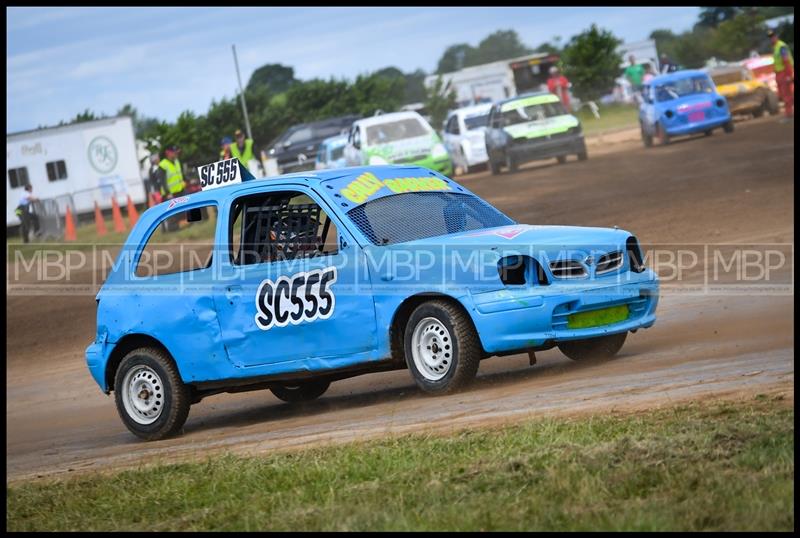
<box><xmin>6</xmin><ymin>6</ymin><xmax>701</xmax><ymax>134</ymax></box>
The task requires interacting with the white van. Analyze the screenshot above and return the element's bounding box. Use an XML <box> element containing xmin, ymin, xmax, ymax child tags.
<box><xmin>344</xmin><ymin>111</ymin><xmax>453</xmax><ymax>176</ymax></box>
<box><xmin>442</xmin><ymin>103</ymin><xmax>492</xmax><ymax>174</ymax></box>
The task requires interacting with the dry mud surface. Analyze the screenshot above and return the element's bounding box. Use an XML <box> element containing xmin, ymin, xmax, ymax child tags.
<box><xmin>6</xmin><ymin>117</ymin><xmax>794</xmax><ymax>483</ymax></box>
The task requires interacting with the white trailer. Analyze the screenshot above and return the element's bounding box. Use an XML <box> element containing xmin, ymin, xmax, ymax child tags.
<box><xmin>425</xmin><ymin>52</ymin><xmax>560</xmax><ymax>109</ymax></box>
<box><xmin>6</xmin><ymin>116</ymin><xmax>146</xmax><ymax>227</ymax></box>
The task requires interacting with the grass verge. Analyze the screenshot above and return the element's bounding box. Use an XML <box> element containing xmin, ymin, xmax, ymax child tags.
<box><xmin>577</xmin><ymin>103</ymin><xmax>639</xmax><ymax>135</ymax></box>
<box><xmin>6</xmin><ymin>395</ymin><xmax>793</xmax><ymax>531</ymax></box>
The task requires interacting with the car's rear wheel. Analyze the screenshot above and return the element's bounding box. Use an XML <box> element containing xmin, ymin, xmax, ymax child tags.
<box><xmin>404</xmin><ymin>300</ymin><xmax>481</xmax><ymax>395</ymax></box>
<box><xmin>558</xmin><ymin>332</ymin><xmax>627</xmax><ymax>361</ymax></box>
<box><xmin>114</xmin><ymin>347</ymin><xmax>191</xmax><ymax>441</ymax></box>
<box><xmin>766</xmin><ymin>91</ymin><xmax>780</xmax><ymax>115</ymax></box>
<box><xmin>723</xmin><ymin>120</ymin><xmax>735</xmax><ymax>133</ymax></box>
<box><xmin>271</xmin><ymin>379</ymin><xmax>331</xmax><ymax>403</ymax></box>
<box><xmin>557</xmin><ymin>155</ymin><xmax>567</xmax><ymax>164</ymax></box>
<box><xmin>505</xmin><ymin>152</ymin><xmax>519</xmax><ymax>173</ymax></box>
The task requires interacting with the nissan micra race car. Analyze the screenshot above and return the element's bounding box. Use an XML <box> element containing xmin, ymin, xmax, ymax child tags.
<box><xmin>87</xmin><ymin>160</ymin><xmax>659</xmax><ymax>440</ymax></box>
<box><xmin>639</xmin><ymin>70</ymin><xmax>734</xmax><ymax>147</ymax></box>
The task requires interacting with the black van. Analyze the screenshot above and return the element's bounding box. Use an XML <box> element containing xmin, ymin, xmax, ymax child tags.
<box><xmin>268</xmin><ymin>115</ymin><xmax>359</xmax><ymax>174</ymax></box>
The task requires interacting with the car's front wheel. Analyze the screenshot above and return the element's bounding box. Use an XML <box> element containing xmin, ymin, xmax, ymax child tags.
<box><xmin>558</xmin><ymin>332</ymin><xmax>627</xmax><ymax>361</ymax></box>
<box><xmin>656</xmin><ymin>123</ymin><xmax>670</xmax><ymax>145</ymax></box>
<box><xmin>641</xmin><ymin>124</ymin><xmax>653</xmax><ymax>147</ymax></box>
<box><xmin>114</xmin><ymin>347</ymin><xmax>191</xmax><ymax>441</ymax></box>
<box><xmin>404</xmin><ymin>300</ymin><xmax>481</xmax><ymax>395</ymax></box>
<box><xmin>723</xmin><ymin>120</ymin><xmax>735</xmax><ymax>133</ymax></box>
<box><xmin>270</xmin><ymin>380</ymin><xmax>331</xmax><ymax>403</ymax></box>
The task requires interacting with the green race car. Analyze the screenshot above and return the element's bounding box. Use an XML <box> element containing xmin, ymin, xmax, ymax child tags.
<box><xmin>485</xmin><ymin>92</ymin><xmax>587</xmax><ymax>174</ymax></box>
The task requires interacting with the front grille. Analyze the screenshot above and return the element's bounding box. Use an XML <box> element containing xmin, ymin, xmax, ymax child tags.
<box><xmin>549</xmin><ymin>260</ymin><xmax>587</xmax><ymax>279</ymax></box>
<box><xmin>595</xmin><ymin>251</ymin><xmax>623</xmax><ymax>275</ymax></box>
<box><xmin>395</xmin><ymin>153</ymin><xmax>430</xmax><ymax>164</ymax></box>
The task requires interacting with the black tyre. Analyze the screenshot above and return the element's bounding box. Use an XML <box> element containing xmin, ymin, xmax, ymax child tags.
<box><xmin>753</xmin><ymin>103</ymin><xmax>765</xmax><ymax>118</ymax></box>
<box><xmin>704</xmin><ymin>130</ymin><xmax>713</xmax><ymax>136</ymax></box>
<box><xmin>577</xmin><ymin>150</ymin><xmax>588</xmax><ymax>161</ymax></box>
<box><xmin>505</xmin><ymin>152</ymin><xmax>519</xmax><ymax>173</ymax></box>
<box><xmin>404</xmin><ymin>300</ymin><xmax>482</xmax><ymax>395</ymax></box>
<box><xmin>641</xmin><ymin>124</ymin><xmax>653</xmax><ymax>147</ymax></box>
<box><xmin>489</xmin><ymin>159</ymin><xmax>501</xmax><ymax>175</ymax></box>
<box><xmin>766</xmin><ymin>91</ymin><xmax>780</xmax><ymax>115</ymax></box>
<box><xmin>723</xmin><ymin>120</ymin><xmax>734</xmax><ymax>133</ymax></box>
<box><xmin>114</xmin><ymin>347</ymin><xmax>191</xmax><ymax>441</ymax></box>
<box><xmin>270</xmin><ymin>379</ymin><xmax>331</xmax><ymax>403</ymax></box>
<box><xmin>557</xmin><ymin>155</ymin><xmax>567</xmax><ymax>164</ymax></box>
<box><xmin>656</xmin><ymin>123</ymin><xmax>670</xmax><ymax>145</ymax></box>
<box><xmin>558</xmin><ymin>332</ymin><xmax>627</xmax><ymax>361</ymax></box>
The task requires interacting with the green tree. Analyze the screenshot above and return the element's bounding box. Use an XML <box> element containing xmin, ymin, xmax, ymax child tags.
<box><xmin>710</xmin><ymin>11</ymin><xmax>768</xmax><ymax>61</ymax></box>
<box><xmin>561</xmin><ymin>24</ymin><xmax>623</xmax><ymax>102</ymax></box>
<box><xmin>695</xmin><ymin>7</ymin><xmax>741</xmax><ymax>29</ymax></box>
<box><xmin>437</xmin><ymin>43</ymin><xmax>475</xmax><ymax>73</ymax></box>
<box><xmin>424</xmin><ymin>75</ymin><xmax>457</xmax><ymax>132</ymax></box>
<box><xmin>246</xmin><ymin>63</ymin><xmax>298</xmax><ymax>93</ymax></box>
<box><xmin>402</xmin><ymin>69</ymin><xmax>428</xmax><ymax>104</ymax></box>
<box><xmin>472</xmin><ymin>29</ymin><xmax>533</xmax><ymax>65</ymax></box>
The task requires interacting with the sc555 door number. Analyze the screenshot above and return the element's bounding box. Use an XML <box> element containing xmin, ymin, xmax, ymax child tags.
<box><xmin>197</xmin><ymin>158</ymin><xmax>243</xmax><ymax>190</ymax></box>
<box><xmin>254</xmin><ymin>267</ymin><xmax>337</xmax><ymax>331</ymax></box>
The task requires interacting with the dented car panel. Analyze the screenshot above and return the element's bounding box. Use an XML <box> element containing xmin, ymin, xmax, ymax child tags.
<box><xmin>87</xmin><ymin>165</ymin><xmax>659</xmax><ymax>394</ymax></box>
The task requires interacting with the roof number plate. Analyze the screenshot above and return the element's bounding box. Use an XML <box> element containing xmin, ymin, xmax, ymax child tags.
<box><xmin>198</xmin><ymin>158</ymin><xmax>245</xmax><ymax>191</ymax></box>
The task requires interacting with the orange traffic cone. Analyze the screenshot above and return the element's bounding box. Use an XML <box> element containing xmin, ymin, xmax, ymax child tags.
<box><xmin>94</xmin><ymin>201</ymin><xmax>107</xmax><ymax>237</ymax></box>
<box><xmin>126</xmin><ymin>194</ymin><xmax>139</xmax><ymax>227</ymax></box>
<box><xmin>64</xmin><ymin>206</ymin><xmax>77</xmax><ymax>242</ymax></box>
<box><xmin>111</xmin><ymin>196</ymin><xmax>126</xmax><ymax>233</ymax></box>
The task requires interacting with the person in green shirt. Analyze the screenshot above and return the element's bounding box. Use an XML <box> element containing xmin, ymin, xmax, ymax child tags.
<box><xmin>624</xmin><ymin>55</ymin><xmax>646</xmax><ymax>103</ymax></box>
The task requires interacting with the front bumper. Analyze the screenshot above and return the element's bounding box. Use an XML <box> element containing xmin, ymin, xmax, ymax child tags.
<box><xmin>664</xmin><ymin>115</ymin><xmax>730</xmax><ymax>136</ymax></box>
<box><xmin>408</xmin><ymin>154</ymin><xmax>454</xmax><ymax>177</ymax></box>
<box><xmin>466</xmin><ymin>271</ymin><xmax>659</xmax><ymax>354</ymax></box>
<box><xmin>507</xmin><ymin>132</ymin><xmax>586</xmax><ymax>164</ymax></box>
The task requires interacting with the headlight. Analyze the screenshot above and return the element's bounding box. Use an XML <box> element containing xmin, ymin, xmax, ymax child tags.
<box><xmin>268</xmin><ymin>148</ymin><xmax>276</xmax><ymax>155</ymax></box>
<box><xmin>368</xmin><ymin>155</ymin><xmax>388</xmax><ymax>165</ymax></box>
<box><xmin>432</xmin><ymin>143</ymin><xmax>448</xmax><ymax>158</ymax></box>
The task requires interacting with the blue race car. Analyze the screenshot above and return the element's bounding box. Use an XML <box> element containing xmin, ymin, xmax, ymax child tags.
<box><xmin>86</xmin><ymin>163</ymin><xmax>659</xmax><ymax>440</ymax></box>
<box><xmin>639</xmin><ymin>69</ymin><xmax>734</xmax><ymax>147</ymax></box>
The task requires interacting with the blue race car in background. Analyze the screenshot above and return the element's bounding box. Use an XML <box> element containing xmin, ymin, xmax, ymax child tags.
<box><xmin>639</xmin><ymin>70</ymin><xmax>734</xmax><ymax>147</ymax></box>
<box><xmin>87</xmin><ymin>163</ymin><xmax>659</xmax><ymax>440</ymax></box>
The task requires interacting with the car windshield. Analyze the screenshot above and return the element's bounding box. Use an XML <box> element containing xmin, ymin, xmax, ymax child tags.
<box><xmin>656</xmin><ymin>76</ymin><xmax>714</xmax><ymax>102</ymax></box>
<box><xmin>329</xmin><ymin>145</ymin><xmax>345</xmax><ymax>161</ymax></box>
<box><xmin>464</xmin><ymin>113</ymin><xmax>490</xmax><ymax>130</ymax></box>
<box><xmin>711</xmin><ymin>69</ymin><xmax>750</xmax><ymax>86</ymax></box>
<box><xmin>285</xmin><ymin>127</ymin><xmax>314</xmax><ymax>145</ymax></box>
<box><xmin>366</xmin><ymin>118</ymin><xmax>429</xmax><ymax>145</ymax></box>
<box><xmin>501</xmin><ymin>102</ymin><xmax>566</xmax><ymax>126</ymax></box>
<box><xmin>346</xmin><ymin>191</ymin><xmax>514</xmax><ymax>246</ymax></box>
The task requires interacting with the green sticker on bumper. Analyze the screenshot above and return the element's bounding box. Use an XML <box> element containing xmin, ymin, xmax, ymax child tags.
<box><xmin>567</xmin><ymin>305</ymin><xmax>629</xmax><ymax>329</ymax></box>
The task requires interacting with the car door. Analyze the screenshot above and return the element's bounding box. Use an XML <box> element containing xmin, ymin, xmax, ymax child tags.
<box><xmin>213</xmin><ymin>185</ymin><xmax>377</xmax><ymax>369</ymax></box>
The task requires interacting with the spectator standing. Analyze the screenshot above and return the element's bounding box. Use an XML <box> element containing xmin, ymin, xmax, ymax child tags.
<box><xmin>624</xmin><ymin>55</ymin><xmax>646</xmax><ymax>103</ymax></box>
<box><xmin>768</xmin><ymin>29</ymin><xmax>794</xmax><ymax>121</ymax></box>
<box><xmin>147</xmin><ymin>153</ymin><xmax>163</xmax><ymax>204</ymax></box>
<box><xmin>546</xmin><ymin>66</ymin><xmax>572</xmax><ymax>112</ymax></box>
<box><xmin>643</xmin><ymin>63</ymin><xmax>656</xmax><ymax>85</ymax></box>
<box><xmin>659</xmin><ymin>53</ymin><xmax>678</xmax><ymax>74</ymax></box>
<box><xmin>15</xmin><ymin>184</ymin><xmax>40</xmax><ymax>243</ymax></box>
<box><xmin>230</xmin><ymin>129</ymin><xmax>255</xmax><ymax>166</ymax></box>
<box><xmin>220</xmin><ymin>136</ymin><xmax>233</xmax><ymax>160</ymax></box>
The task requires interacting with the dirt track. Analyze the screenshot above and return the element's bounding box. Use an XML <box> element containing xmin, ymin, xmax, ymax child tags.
<box><xmin>6</xmin><ymin>116</ymin><xmax>794</xmax><ymax>483</ymax></box>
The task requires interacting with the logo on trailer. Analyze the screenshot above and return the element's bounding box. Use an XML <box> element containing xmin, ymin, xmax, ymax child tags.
<box><xmin>88</xmin><ymin>136</ymin><xmax>118</xmax><ymax>174</ymax></box>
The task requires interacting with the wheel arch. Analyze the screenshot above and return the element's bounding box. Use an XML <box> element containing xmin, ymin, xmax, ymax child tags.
<box><xmin>388</xmin><ymin>292</ymin><xmax>486</xmax><ymax>364</ymax></box>
<box><xmin>105</xmin><ymin>333</ymin><xmax>177</xmax><ymax>393</ymax></box>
